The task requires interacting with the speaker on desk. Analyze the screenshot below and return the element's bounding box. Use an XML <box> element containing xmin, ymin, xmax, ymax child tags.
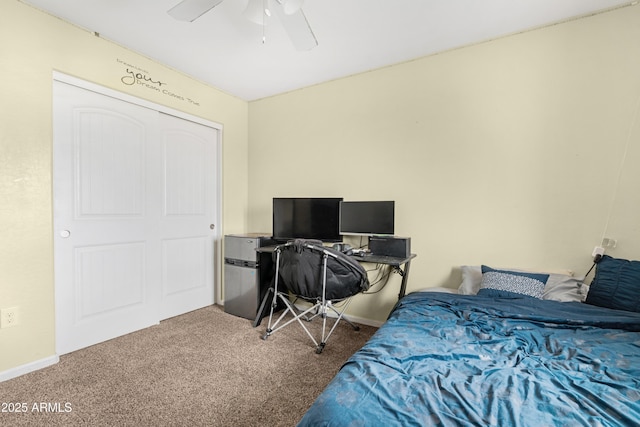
<box><xmin>369</xmin><ymin>236</ymin><xmax>411</xmax><ymax>258</ymax></box>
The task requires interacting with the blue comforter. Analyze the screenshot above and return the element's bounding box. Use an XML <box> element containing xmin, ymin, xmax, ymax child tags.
<box><xmin>298</xmin><ymin>292</ymin><xmax>640</xmax><ymax>426</ymax></box>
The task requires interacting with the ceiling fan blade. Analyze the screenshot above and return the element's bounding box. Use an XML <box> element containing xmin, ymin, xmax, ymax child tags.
<box><xmin>273</xmin><ymin>6</ymin><xmax>318</xmax><ymax>51</ymax></box>
<box><xmin>167</xmin><ymin>0</ymin><xmax>225</xmax><ymax>22</ymax></box>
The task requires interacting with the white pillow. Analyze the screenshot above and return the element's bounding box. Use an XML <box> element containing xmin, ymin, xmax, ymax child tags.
<box><xmin>458</xmin><ymin>265</ymin><xmax>483</xmax><ymax>295</ymax></box>
<box><xmin>543</xmin><ymin>275</ymin><xmax>589</xmax><ymax>302</ymax></box>
<box><xmin>458</xmin><ymin>265</ymin><xmax>585</xmax><ymax>302</ymax></box>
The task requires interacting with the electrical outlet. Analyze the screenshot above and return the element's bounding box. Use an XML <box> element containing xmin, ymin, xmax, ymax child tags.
<box><xmin>0</xmin><ymin>307</ymin><xmax>19</xmax><ymax>328</ymax></box>
<box><xmin>592</xmin><ymin>246</ymin><xmax>605</xmax><ymax>258</ymax></box>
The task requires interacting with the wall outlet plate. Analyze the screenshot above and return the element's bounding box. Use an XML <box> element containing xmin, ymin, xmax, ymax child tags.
<box><xmin>0</xmin><ymin>307</ymin><xmax>19</xmax><ymax>328</ymax></box>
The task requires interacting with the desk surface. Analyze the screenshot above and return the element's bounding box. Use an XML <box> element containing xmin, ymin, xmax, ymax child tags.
<box><xmin>351</xmin><ymin>253</ymin><xmax>416</xmax><ymax>266</ymax></box>
<box><xmin>256</xmin><ymin>245</ymin><xmax>415</xmax><ymax>266</ymax></box>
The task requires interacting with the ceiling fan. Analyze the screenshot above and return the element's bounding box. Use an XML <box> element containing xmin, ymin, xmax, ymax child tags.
<box><xmin>167</xmin><ymin>0</ymin><xmax>318</xmax><ymax>51</ymax></box>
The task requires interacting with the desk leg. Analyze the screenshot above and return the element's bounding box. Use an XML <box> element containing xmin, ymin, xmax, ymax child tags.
<box><xmin>253</xmin><ymin>287</ymin><xmax>273</xmax><ymax>328</ymax></box>
<box><xmin>397</xmin><ymin>260</ymin><xmax>412</xmax><ymax>300</ymax></box>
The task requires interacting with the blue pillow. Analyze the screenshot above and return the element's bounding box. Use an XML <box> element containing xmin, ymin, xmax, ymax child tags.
<box><xmin>586</xmin><ymin>255</ymin><xmax>640</xmax><ymax>313</ymax></box>
<box><xmin>478</xmin><ymin>265</ymin><xmax>549</xmax><ymax>299</ymax></box>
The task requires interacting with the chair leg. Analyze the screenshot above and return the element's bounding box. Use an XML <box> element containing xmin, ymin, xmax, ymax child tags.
<box><xmin>263</xmin><ymin>293</ymin><xmax>321</xmax><ymax>348</ymax></box>
<box><xmin>262</xmin><ymin>293</ymin><xmax>292</xmax><ymax>340</ymax></box>
<box><xmin>319</xmin><ymin>298</ymin><xmax>359</xmax><ymax>347</ymax></box>
<box><xmin>326</xmin><ymin>303</ymin><xmax>360</xmax><ymax>331</ymax></box>
<box><xmin>290</xmin><ymin>296</ymin><xmax>317</xmax><ymax>322</ymax></box>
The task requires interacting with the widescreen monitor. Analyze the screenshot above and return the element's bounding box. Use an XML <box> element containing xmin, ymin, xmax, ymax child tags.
<box><xmin>272</xmin><ymin>197</ymin><xmax>343</xmax><ymax>242</ymax></box>
<box><xmin>339</xmin><ymin>201</ymin><xmax>395</xmax><ymax>236</ymax></box>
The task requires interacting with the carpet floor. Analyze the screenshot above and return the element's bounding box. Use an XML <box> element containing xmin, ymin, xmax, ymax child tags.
<box><xmin>1</xmin><ymin>305</ymin><xmax>377</xmax><ymax>426</ymax></box>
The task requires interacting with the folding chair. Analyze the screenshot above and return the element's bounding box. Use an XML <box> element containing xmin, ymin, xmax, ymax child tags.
<box><xmin>261</xmin><ymin>239</ymin><xmax>370</xmax><ymax>353</ymax></box>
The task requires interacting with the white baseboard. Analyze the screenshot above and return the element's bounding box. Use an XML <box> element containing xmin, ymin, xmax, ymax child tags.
<box><xmin>0</xmin><ymin>355</ymin><xmax>59</xmax><ymax>382</ymax></box>
<box><xmin>341</xmin><ymin>313</ymin><xmax>384</xmax><ymax>328</ymax></box>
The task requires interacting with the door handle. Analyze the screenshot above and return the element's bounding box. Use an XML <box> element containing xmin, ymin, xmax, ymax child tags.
<box><xmin>60</xmin><ymin>230</ymin><xmax>71</xmax><ymax>238</ymax></box>
<box><xmin>210</xmin><ymin>224</ymin><xmax>215</xmax><ymax>230</ymax></box>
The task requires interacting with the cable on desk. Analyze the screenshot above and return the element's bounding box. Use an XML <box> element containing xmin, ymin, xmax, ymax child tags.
<box><xmin>362</xmin><ymin>264</ymin><xmax>392</xmax><ymax>294</ymax></box>
<box><xmin>364</xmin><ymin>263</ymin><xmax>386</xmax><ymax>282</ymax></box>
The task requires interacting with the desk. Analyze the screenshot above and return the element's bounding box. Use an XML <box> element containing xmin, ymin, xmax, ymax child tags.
<box><xmin>353</xmin><ymin>253</ymin><xmax>417</xmax><ymax>300</ymax></box>
<box><xmin>252</xmin><ymin>245</ymin><xmax>416</xmax><ymax>327</ymax></box>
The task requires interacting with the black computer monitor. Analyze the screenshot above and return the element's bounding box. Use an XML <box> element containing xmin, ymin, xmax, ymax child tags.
<box><xmin>272</xmin><ymin>198</ymin><xmax>343</xmax><ymax>242</ymax></box>
<box><xmin>339</xmin><ymin>201</ymin><xmax>395</xmax><ymax>236</ymax></box>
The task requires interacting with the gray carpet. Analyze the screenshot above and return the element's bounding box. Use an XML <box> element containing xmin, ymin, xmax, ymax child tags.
<box><xmin>0</xmin><ymin>305</ymin><xmax>377</xmax><ymax>426</ymax></box>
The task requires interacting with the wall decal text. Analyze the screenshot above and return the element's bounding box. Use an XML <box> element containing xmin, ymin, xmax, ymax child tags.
<box><xmin>117</xmin><ymin>58</ymin><xmax>200</xmax><ymax>107</ymax></box>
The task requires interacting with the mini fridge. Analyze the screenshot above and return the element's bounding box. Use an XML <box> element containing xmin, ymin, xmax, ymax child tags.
<box><xmin>224</xmin><ymin>234</ymin><xmax>272</xmax><ymax>320</ymax></box>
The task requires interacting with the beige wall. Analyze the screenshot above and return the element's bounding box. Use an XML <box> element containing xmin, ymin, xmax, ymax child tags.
<box><xmin>0</xmin><ymin>1</ymin><xmax>249</xmax><ymax>373</ymax></box>
<box><xmin>248</xmin><ymin>5</ymin><xmax>640</xmax><ymax>322</ymax></box>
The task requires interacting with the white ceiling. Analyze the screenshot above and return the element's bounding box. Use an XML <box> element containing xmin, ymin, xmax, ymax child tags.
<box><xmin>22</xmin><ymin>0</ymin><xmax>633</xmax><ymax>101</ymax></box>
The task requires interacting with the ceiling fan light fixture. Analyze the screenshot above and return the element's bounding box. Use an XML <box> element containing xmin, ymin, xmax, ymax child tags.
<box><xmin>243</xmin><ymin>0</ymin><xmax>270</xmax><ymax>25</ymax></box>
<box><xmin>279</xmin><ymin>0</ymin><xmax>304</xmax><ymax>15</ymax></box>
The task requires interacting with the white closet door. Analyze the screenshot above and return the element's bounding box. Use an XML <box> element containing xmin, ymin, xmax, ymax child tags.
<box><xmin>53</xmin><ymin>81</ymin><xmax>218</xmax><ymax>355</ymax></box>
<box><xmin>158</xmin><ymin>113</ymin><xmax>217</xmax><ymax>319</ymax></box>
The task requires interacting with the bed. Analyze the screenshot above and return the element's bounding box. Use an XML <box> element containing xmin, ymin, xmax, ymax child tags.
<box><xmin>297</xmin><ymin>257</ymin><xmax>640</xmax><ymax>426</ymax></box>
